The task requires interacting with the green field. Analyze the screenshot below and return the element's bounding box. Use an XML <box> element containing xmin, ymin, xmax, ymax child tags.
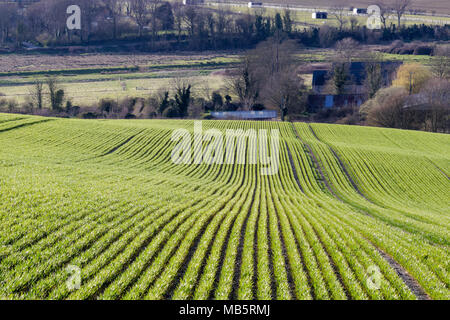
<box><xmin>0</xmin><ymin>72</ymin><xmax>226</xmax><ymax>105</ymax></box>
<box><xmin>0</xmin><ymin>50</ymin><xmax>437</xmax><ymax>107</ymax></box>
<box><xmin>216</xmin><ymin>0</ymin><xmax>450</xmax><ymax>17</ymax></box>
<box><xmin>206</xmin><ymin>2</ymin><xmax>450</xmax><ymax>28</ymax></box>
<box><xmin>0</xmin><ymin>54</ymin><xmax>238</xmax><ymax>106</ymax></box>
<box><xmin>0</xmin><ymin>114</ymin><xmax>449</xmax><ymax>300</ymax></box>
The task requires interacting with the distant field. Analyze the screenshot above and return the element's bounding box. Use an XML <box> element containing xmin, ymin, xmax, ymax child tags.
<box><xmin>0</xmin><ymin>115</ymin><xmax>448</xmax><ymax>299</ymax></box>
<box><xmin>0</xmin><ymin>72</ymin><xmax>226</xmax><ymax>105</ymax></box>
<box><xmin>0</xmin><ymin>53</ymin><xmax>239</xmax><ymax>73</ymax></box>
<box><xmin>0</xmin><ymin>48</ymin><xmax>437</xmax><ymax>106</ymax></box>
<box><xmin>0</xmin><ymin>53</ymin><xmax>239</xmax><ymax>105</ymax></box>
<box><xmin>220</xmin><ymin>0</ymin><xmax>450</xmax><ymax>15</ymax></box>
<box><xmin>209</xmin><ymin>1</ymin><xmax>450</xmax><ymax>27</ymax></box>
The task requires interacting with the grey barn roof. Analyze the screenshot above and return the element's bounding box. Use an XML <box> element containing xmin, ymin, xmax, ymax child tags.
<box><xmin>211</xmin><ymin>110</ymin><xmax>277</xmax><ymax>120</ymax></box>
<box><xmin>312</xmin><ymin>61</ymin><xmax>402</xmax><ymax>88</ymax></box>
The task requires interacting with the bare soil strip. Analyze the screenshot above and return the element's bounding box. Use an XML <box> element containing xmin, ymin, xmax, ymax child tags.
<box><xmin>290</xmin><ymin>123</ymin><xmax>350</xmax><ymax>298</ymax></box>
<box><xmin>308</xmin><ymin>125</ymin><xmax>371</xmax><ymax>202</ymax></box>
<box><xmin>285</xmin><ymin>141</ymin><xmax>304</xmax><ymax>193</ymax></box>
<box><xmin>0</xmin><ymin>117</ymin><xmax>26</xmax><ymax>124</ymax></box>
<box><xmin>427</xmin><ymin>159</ymin><xmax>450</xmax><ymax>180</ymax></box>
<box><xmin>102</xmin><ymin>129</ymin><xmax>147</xmax><ymax>156</ymax></box>
<box><xmin>290</xmin><ymin>123</ymin><xmax>342</xmax><ymax>200</ymax></box>
<box><xmin>0</xmin><ymin>119</ymin><xmax>55</xmax><ymax>133</ymax></box>
<box><xmin>373</xmin><ymin>246</ymin><xmax>431</xmax><ymax>300</ymax></box>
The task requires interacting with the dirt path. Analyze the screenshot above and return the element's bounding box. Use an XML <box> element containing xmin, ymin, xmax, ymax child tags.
<box><xmin>308</xmin><ymin>125</ymin><xmax>372</xmax><ymax>202</ymax></box>
<box><xmin>290</xmin><ymin>123</ymin><xmax>342</xmax><ymax>200</ymax></box>
<box><xmin>373</xmin><ymin>246</ymin><xmax>431</xmax><ymax>300</ymax></box>
<box><xmin>285</xmin><ymin>141</ymin><xmax>304</xmax><ymax>193</ymax></box>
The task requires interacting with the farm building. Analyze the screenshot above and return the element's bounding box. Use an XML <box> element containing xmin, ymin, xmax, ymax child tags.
<box><xmin>312</xmin><ymin>12</ymin><xmax>328</xmax><ymax>19</ymax></box>
<box><xmin>353</xmin><ymin>8</ymin><xmax>368</xmax><ymax>15</ymax></box>
<box><xmin>312</xmin><ymin>70</ymin><xmax>328</xmax><ymax>93</ymax></box>
<box><xmin>312</xmin><ymin>61</ymin><xmax>402</xmax><ymax>95</ymax></box>
<box><xmin>182</xmin><ymin>0</ymin><xmax>204</xmax><ymax>5</ymax></box>
<box><xmin>308</xmin><ymin>94</ymin><xmax>366</xmax><ymax>111</ymax></box>
<box><xmin>211</xmin><ymin>110</ymin><xmax>277</xmax><ymax>120</ymax></box>
<box><xmin>248</xmin><ymin>2</ymin><xmax>263</xmax><ymax>8</ymax></box>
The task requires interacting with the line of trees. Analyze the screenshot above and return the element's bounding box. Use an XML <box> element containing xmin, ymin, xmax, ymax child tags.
<box><xmin>0</xmin><ymin>0</ymin><xmax>286</xmax><ymax>50</ymax></box>
<box><xmin>0</xmin><ymin>0</ymin><xmax>448</xmax><ymax>51</ymax></box>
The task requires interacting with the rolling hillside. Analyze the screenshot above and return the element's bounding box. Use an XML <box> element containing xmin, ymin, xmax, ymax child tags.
<box><xmin>0</xmin><ymin>114</ymin><xmax>448</xmax><ymax>300</ymax></box>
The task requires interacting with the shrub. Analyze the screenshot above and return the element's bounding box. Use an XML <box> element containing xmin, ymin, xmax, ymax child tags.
<box><xmin>163</xmin><ymin>106</ymin><xmax>180</xmax><ymax>118</ymax></box>
<box><xmin>80</xmin><ymin>112</ymin><xmax>99</xmax><ymax>119</ymax></box>
<box><xmin>393</xmin><ymin>63</ymin><xmax>432</xmax><ymax>94</ymax></box>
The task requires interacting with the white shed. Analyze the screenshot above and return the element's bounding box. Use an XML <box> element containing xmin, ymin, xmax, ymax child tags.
<box><xmin>312</xmin><ymin>12</ymin><xmax>328</xmax><ymax>19</ymax></box>
<box><xmin>248</xmin><ymin>2</ymin><xmax>263</xmax><ymax>8</ymax></box>
<box><xmin>353</xmin><ymin>8</ymin><xmax>367</xmax><ymax>15</ymax></box>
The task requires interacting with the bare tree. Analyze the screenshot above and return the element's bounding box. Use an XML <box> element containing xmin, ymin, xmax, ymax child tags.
<box><xmin>41</xmin><ymin>0</ymin><xmax>72</xmax><ymax>42</ymax></box>
<box><xmin>130</xmin><ymin>0</ymin><xmax>149</xmax><ymax>37</ymax></box>
<box><xmin>431</xmin><ymin>46</ymin><xmax>450</xmax><ymax>80</ymax></box>
<box><xmin>264</xmin><ymin>69</ymin><xmax>304</xmax><ymax>121</ymax></box>
<box><xmin>229</xmin><ymin>38</ymin><xmax>304</xmax><ymax>118</ymax></box>
<box><xmin>173</xmin><ymin>3</ymin><xmax>184</xmax><ymax>43</ymax></box>
<box><xmin>183</xmin><ymin>6</ymin><xmax>197</xmax><ymax>36</ymax></box>
<box><xmin>331</xmin><ymin>1</ymin><xmax>348</xmax><ymax>31</ymax></box>
<box><xmin>392</xmin><ymin>0</ymin><xmax>413</xmax><ymax>28</ymax></box>
<box><xmin>148</xmin><ymin>0</ymin><xmax>162</xmax><ymax>42</ymax></box>
<box><xmin>216</xmin><ymin>7</ymin><xmax>230</xmax><ymax>35</ymax></box>
<box><xmin>364</xmin><ymin>87</ymin><xmax>409</xmax><ymax>128</ymax></box>
<box><xmin>364</xmin><ymin>52</ymin><xmax>385</xmax><ymax>99</ymax></box>
<box><xmin>104</xmin><ymin>0</ymin><xmax>122</xmax><ymax>40</ymax></box>
<box><xmin>45</xmin><ymin>76</ymin><xmax>64</xmax><ymax>111</ymax></box>
<box><xmin>349</xmin><ymin>16</ymin><xmax>359</xmax><ymax>31</ymax></box>
<box><xmin>30</xmin><ymin>79</ymin><xmax>44</xmax><ymax>110</ymax></box>
<box><xmin>251</xmin><ymin>39</ymin><xmax>304</xmax><ymax>120</ymax></box>
<box><xmin>376</xmin><ymin>1</ymin><xmax>390</xmax><ymax>29</ymax></box>
<box><xmin>79</xmin><ymin>0</ymin><xmax>100</xmax><ymax>41</ymax></box>
<box><xmin>335</xmin><ymin>38</ymin><xmax>361</xmax><ymax>63</ymax></box>
<box><xmin>0</xmin><ymin>3</ymin><xmax>18</xmax><ymax>45</ymax></box>
<box><xmin>228</xmin><ymin>56</ymin><xmax>260</xmax><ymax>110</ymax></box>
<box><xmin>420</xmin><ymin>79</ymin><xmax>450</xmax><ymax>132</ymax></box>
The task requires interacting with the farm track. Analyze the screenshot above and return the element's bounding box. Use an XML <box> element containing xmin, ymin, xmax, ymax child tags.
<box><xmin>0</xmin><ymin>118</ymin><xmax>55</xmax><ymax>133</ymax></box>
<box><xmin>0</xmin><ymin>115</ymin><xmax>448</xmax><ymax>300</ymax></box>
<box><xmin>373</xmin><ymin>247</ymin><xmax>431</xmax><ymax>300</ymax></box>
<box><xmin>308</xmin><ymin>125</ymin><xmax>369</xmax><ymax>201</ymax></box>
<box><xmin>427</xmin><ymin>159</ymin><xmax>450</xmax><ymax>180</ymax></box>
<box><xmin>289</xmin><ymin>123</ymin><xmax>338</xmax><ymax>199</ymax></box>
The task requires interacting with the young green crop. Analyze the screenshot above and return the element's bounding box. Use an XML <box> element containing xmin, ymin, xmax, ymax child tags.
<box><xmin>0</xmin><ymin>114</ymin><xmax>448</xmax><ymax>300</ymax></box>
